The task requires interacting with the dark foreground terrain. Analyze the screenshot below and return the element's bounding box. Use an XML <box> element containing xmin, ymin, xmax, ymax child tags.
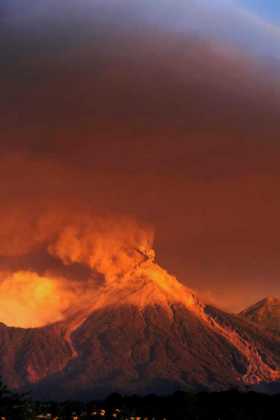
<box><xmin>0</xmin><ymin>380</ymin><xmax>279</xmax><ymax>420</ymax></box>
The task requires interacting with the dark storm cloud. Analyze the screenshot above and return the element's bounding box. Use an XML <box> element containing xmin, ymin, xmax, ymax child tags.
<box><xmin>1</xmin><ymin>0</ymin><xmax>280</xmax><ymax>310</ymax></box>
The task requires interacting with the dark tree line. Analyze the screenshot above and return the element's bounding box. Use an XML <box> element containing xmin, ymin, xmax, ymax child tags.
<box><xmin>0</xmin><ymin>379</ymin><xmax>32</xmax><ymax>420</ymax></box>
<box><xmin>0</xmin><ymin>379</ymin><xmax>279</xmax><ymax>419</ymax></box>
<box><xmin>103</xmin><ymin>390</ymin><xmax>280</xmax><ymax>419</ymax></box>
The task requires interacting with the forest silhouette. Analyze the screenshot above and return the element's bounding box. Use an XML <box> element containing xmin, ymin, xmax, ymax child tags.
<box><xmin>0</xmin><ymin>379</ymin><xmax>279</xmax><ymax>419</ymax></box>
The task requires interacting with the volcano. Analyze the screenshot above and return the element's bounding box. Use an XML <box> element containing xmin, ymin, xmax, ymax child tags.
<box><xmin>0</xmin><ymin>255</ymin><xmax>280</xmax><ymax>400</ymax></box>
<box><xmin>240</xmin><ymin>297</ymin><xmax>280</xmax><ymax>337</ymax></box>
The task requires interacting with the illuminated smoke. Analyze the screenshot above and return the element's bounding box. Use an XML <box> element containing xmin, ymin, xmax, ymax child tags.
<box><xmin>0</xmin><ymin>271</ymin><xmax>77</xmax><ymax>328</ymax></box>
<box><xmin>0</xmin><ymin>208</ymin><xmax>155</xmax><ymax>327</ymax></box>
<box><xmin>49</xmin><ymin>216</ymin><xmax>155</xmax><ymax>282</ymax></box>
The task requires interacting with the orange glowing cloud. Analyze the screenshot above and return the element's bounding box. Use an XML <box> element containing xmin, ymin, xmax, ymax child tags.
<box><xmin>0</xmin><ymin>205</ymin><xmax>155</xmax><ymax>327</ymax></box>
<box><xmin>49</xmin><ymin>217</ymin><xmax>155</xmax><ymax>282</ymax></box>
<box><xmin>0</xmin><ymin>271</ymin><xmax>77</xmax><ymax>328</ymax></box>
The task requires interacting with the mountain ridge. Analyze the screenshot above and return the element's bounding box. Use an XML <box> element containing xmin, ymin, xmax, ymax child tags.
<box><xmin>240</xmin><ymin>296</ymin><xmax>280</xmax><ymax>336</ymax></box>
<box><xmin>0</xmin><ymin>261</ymin><xmax>279</xmax><ymax>400</ymax></box>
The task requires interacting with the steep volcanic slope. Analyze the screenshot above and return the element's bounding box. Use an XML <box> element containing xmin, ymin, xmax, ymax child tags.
<box><xmin>0</xmin><ymin>322</ymin><xmax>72</xmax><ymax>389</ymax></box>
<box><xmin>240</xmin><ymin>297</ymin><xmax>280</xmax><ymax>336</ymax></box>
<box><xmin>0</xmin><ymin>258</ymin><xmax>280</xmax><ymax>400</ymax></box>
<box><xmin>31</xmin><ymin>302</ymin><xmax>280</xmax><ymax>400</ymax></box>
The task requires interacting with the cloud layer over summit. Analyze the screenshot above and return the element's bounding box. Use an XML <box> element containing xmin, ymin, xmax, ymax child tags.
<box><xmin>1</xmin><ymin>0</ymin><xmax>280</xmax><ymax>311</ymax></box>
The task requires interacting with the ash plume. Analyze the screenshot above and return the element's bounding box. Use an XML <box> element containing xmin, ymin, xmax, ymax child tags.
<box><xmin>0</xmin><ymin>194</ymin><xmax>155</xmax><ymax>327</ymax></box>
<box><xmin>1</xmin><ymin>0</ymin><xmax>280</xmax><ymax>315</ymax></box>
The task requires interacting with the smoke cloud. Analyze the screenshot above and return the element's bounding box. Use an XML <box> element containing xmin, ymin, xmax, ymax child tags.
<box><xmin>0</xmin><ymin>271</ymin><xmax>77</xmax><ymax>328</ymax></box>
<box><xmin>1</xmin><ymin>0</ymin><xmax>280</xmax><ymax>318</ymax></box>
<box><xmin>0</xmin><ymin>190</ymin><xmax>155</xmax><ymax>328</ymax></box>
<box><xmin>49</xmin><ymin>217</ymin><xmax>154</xmax><ymax>282</ymax></box>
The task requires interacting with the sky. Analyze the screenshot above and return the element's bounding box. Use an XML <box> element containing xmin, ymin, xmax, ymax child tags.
<box><xmin>240</xmin><ymin>0</ymin><xmax>280</xmax><ymax>24</ymax></box>
<box><xmin>1</xmin><ymin>0</ymin><xmax>280</xmax><ymax>312</ymax></box>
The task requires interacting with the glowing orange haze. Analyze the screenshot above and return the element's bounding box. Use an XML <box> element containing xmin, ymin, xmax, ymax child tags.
<box><xmin>0</xmin><ymin>212</ymin><xmax>156</xmax><ymax>328</ymax></box>
<box><xmin>49</xmin><ymin>218</ymin><xmax>154</xmax><ymax>282</ymax></box>
<box><xmin>0</xmin><ymin>271</ymin><xmax>77</xmax><ymax>328</ymax></box>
